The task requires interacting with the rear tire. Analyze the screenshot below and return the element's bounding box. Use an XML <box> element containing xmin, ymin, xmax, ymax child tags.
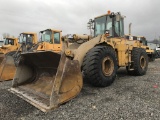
<box><xmin>82</xmin><ymin>46</ymin><xmax>118</xmax><ymax>87</ymax></box>
<box><xmin>127</xmin><ymin>48</ymin><xmax>148</xmax><ymax>76</ymax></box>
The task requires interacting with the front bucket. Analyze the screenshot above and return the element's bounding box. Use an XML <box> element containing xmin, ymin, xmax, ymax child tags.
<box><xmin>0</xmin><ymin>55</ymin><xmax>16</xmax><ymax>81</ymax></box>
<box><xmin>9</xmin><ymin>51</ymin><xmax>83</xmax><ymax>112</ymax></box>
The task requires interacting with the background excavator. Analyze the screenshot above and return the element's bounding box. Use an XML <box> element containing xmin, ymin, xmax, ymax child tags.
<box><xmin>10</xmin><ymin>11</ymin><xmax>149</xmax><ymax>112</ymax></box>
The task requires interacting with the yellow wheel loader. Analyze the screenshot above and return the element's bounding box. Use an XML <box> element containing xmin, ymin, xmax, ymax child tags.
<box><xmin>0</xmin><ymin>37</ymin><xmax>19</xmax><ymax>81</ymax></box>
<box><xmin>13</xmin><ymin>32</ymin><xmax>38</xmax><ymax>66</ymax></box>
<box><xmin>138</xmin><ymin>36</ymin><xmax>156</xmax><ymax>62</ymax></box>
<box><xmin>0</xmin><ymin>33</ymin><xmax>37</xmax><ymax>81</ymax></box>
<box><xmin>18</xmin><ymin>32</ymin><xmax>38</xmax><ymax>51</ymax></box>
<box><xmin>14</xmin><ymin>29</ymin><xmax>63</xmax><ymax>67</ymax></box>
<box><xmin>125</xmin><ymin>23</ymin><xmax>155</xmax><ymax>62</ymax></box>
<box><xmin>0</xmin><ymin>37</ymin><xmax>19</xmax><ymax>57</ymax></box>
<box><xmin>10</xmin><ymin>12</ymin><xmax>148</xmax><ymax>112</ymax></box>
<box><xmin>36</xmin><ymin>29</ymin><xmax>62</xmax><ymax>52</ymax></box>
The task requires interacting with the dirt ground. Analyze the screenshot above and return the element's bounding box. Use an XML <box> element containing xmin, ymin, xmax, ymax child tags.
<box><xmin>0</xmin><ymin>59</ymin><xmax>160</xmax><ymax>120</ymax></box>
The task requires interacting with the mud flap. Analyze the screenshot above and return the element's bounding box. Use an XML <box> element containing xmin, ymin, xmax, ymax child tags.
<box><xmin>0</xmin><ymin>55</ymin><xmax>16</xmax><ymax>81</ymax></box>
<box><xmin>9</xmin><ymin>51</ymin><xmax>83</xmax><ymax>112</ymax></box>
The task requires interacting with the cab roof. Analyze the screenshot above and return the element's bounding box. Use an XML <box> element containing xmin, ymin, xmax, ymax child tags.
<box><xmin>20</xmin><ymin>32</ymin><xmax>37</xmax><ymax>35</ymax></box>
<box><xmin>40</xmin><ymin>29</ymin><xmax>62</xmax><ymax>33</ymax></box>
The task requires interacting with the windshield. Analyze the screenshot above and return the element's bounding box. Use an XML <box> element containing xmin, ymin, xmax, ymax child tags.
<box><xmin>94</xmin><ymin>16</ymin><xmax>113</xmax><ymax>36</ymax></box>
<box><xmin>41</xmin><ymin>30</ymin><xmax>52</xmax><ymax>43</ymax></box>
<box><xmin>4</xmin><ymin>39</ymin><xmax>14</xmax><ymax>45</ymax></box>
<box><xmin>94</xmin><ymin>15</ymin><xmax>124</xmax><ymax>37</ymax></box>
<box><xmin>19</xmin><ymin>34</ymin><xmax>33</xmax><ymax>44</ymax></box>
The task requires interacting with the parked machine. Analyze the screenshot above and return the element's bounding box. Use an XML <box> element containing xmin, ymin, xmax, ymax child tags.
<box><xmin>0</xmin><ymin>37</ymin><xmax>19</xmax><ymax>56</ymax></box>
<box><xmin>138</xmin><ymin>36</ymin><xmax>156</xmax><ymax>61</ymax></box>
<box><xmin>10</xmin><ymin>11</ymin><xmax>148</xmax><ymax>112</ymax></box>
<box><xmin>0</xmin><ymin>29</ymin><xmax>63</xmax><ymax>81</ymax></box>
<box><xmin>13</xmin><ymin>32</ymin><xmax>38</xmax><ymax>67</ymax></box>
<box><xmin>36</xmin><ymin>29</ymin><xmax>62</xmax><ymax>52</ymax></box>
<box><xmin>14</xmin><ymin>29</ymin><xmax>62</xmax><ymax>65</ymax></box>
<box><xmin>155</xmin><ymin>46</ymin><xmax>160</xmax><ymax>58</ymax></box>
<box><xmin>0</xmin><ymin>33</ymin><xmax>37</xmax><ymax>81</ymax></box>
<box><xmin>125</xmin><ymin>23</ymin><xmax>155</xmax><ymax>62</ymax></box>
<box><xmin>18</xmin><ymin>32</ymin><xmax>38</xmax><ymax>51</ymax></box>
<box><xmin>0</xmin><ymin>37</ymin><xmax>19</xmax><ymax>81</ymax></box>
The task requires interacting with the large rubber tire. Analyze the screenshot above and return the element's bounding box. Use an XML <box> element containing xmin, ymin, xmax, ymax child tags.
<box><xmin>82</xmin><ymin>46</ymin><xmax>118</xmax><ymax>87</ymax></box>
<box><xmin>128</xmin><ymin>48</ymin><xmax>148</xmax><ymax>76</ymax></box>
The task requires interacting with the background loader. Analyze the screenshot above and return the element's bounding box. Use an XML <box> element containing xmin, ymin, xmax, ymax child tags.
<box><xmin>35</xmin><ymin>29</ymin><xmax>62</xmax><ymax>52</ymax></box>
<box><xmin>0</xmin><ymin>33</ymin><xmax>37</xmax><ymax>81</ymax></box>
<box><xmin>0</xmin><ymin>37</ymin><xmax>19</xmax><ymax>81</ymax></box>
<box><xmin>0</xmin><ymin>29</ymin><xmax>63</xmax><ymax>81</ymax></box>
<box><xmin>0</xmin><ymin>37</ymin><xmax>19</xmax><ymax>56</ymax></box>
<box><xmin>125</xmin><ymin>23</ymin><xmax>155</xmax><ymax>62</ymax></box>
<box><xmin>124</xmin><ymin>35</ymin><xmax>156</xmax><ymax>62</ymax></box>
<box><xmin>10</xmin><ymin>11</ymin><xmax>148</xmax><ymax>112</ymax></box>
<box><xmin>138</xmin><ymin>36</ymin><xmax>156</xmax><ymax>62</ymax></box>
<box><xmin>14</xmin><ymin>29</ymin><xmax>63</xmax><ymax>66</ymax></box>
<box><xmin>155</xmin><ymin>46</ymin><xmax>160</xmax><ymax>58</ymax></box>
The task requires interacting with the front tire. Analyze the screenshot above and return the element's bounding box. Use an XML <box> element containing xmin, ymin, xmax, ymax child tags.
<box><xmin>82</xmin><ymin>46</ymin><xmax>118</xmax><ymax>87</ymax></box>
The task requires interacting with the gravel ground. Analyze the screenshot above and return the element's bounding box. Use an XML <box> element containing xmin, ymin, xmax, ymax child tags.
<box><xmin>0</xmin><ymin>59</ymin><xmax>160</xmax><ymax>120</ymax></box>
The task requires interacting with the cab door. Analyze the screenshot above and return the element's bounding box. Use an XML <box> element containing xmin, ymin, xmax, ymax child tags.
<box><xmin>53</xmin><ymin>32</ymin><xmax>62</xmax><ymax>53</ymax></box>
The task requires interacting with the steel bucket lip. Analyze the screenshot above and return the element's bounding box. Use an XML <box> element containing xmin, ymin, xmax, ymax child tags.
<box><xmin>21</xmin><ymin>50</ymin><xmax>59</xmax><ymax>55</ymax></box>
<box><xmin>9</xmin><ymin>88</ymin><xmax>53</xmax><ymax>112</ymax></box>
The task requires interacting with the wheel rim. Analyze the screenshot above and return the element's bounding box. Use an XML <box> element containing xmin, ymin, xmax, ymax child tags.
<box><xmin>140</xmin><ymin>56</ymin><xmax>146</xmax><ymax>69</ymax></box>
<box><xmin>102</xmin><ymin>57</ymin><xmax>114</xmax><ymax>76</ymax></box>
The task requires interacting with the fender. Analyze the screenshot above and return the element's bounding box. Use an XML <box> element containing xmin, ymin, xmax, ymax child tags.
<box><xmin>73</xmin><ymin>35</ymin><xmax>114</xmax><ymax>66</ymax></box>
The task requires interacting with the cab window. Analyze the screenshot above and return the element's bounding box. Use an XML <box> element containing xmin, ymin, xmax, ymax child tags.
<box><xmin>5</xmin><ymin>39</ymin><xmax>14</xmax><ymax>45</ymax></box>
<box><xmin>54</xmin><ymin>32</ymin><xmax>60</xmax><ymax>44</ymax></box>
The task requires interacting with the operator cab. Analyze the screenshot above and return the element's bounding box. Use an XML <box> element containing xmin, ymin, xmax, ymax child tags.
<box><xmin>19</xmin><ymin>33</ymin><xmax>34</xmax><ymax>44</ymax></box>
<box><xmin>138</xmin><ymin>36</ymin><xmax>147</xmax><ymax>46</ymax></box>
<box><xmin>4</xmin><ymin>38</ymin><xmax>14</xmax><ymax>45</ymax></box>
<box><xmin>40</xmin><ymin>29</ymin><xmax>61</xmax><ymax>44</ymax></box>
<box><xmin>88</xmin><ymin>11</ymin><xmax>125</xmax><ymax>37</ymax></box>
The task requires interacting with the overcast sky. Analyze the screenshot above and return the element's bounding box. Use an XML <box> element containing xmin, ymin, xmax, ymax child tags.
<box><xmin>0</xmin><ymin>0</ymin><xmax>160</xmax><ymax>40</ymax></box>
